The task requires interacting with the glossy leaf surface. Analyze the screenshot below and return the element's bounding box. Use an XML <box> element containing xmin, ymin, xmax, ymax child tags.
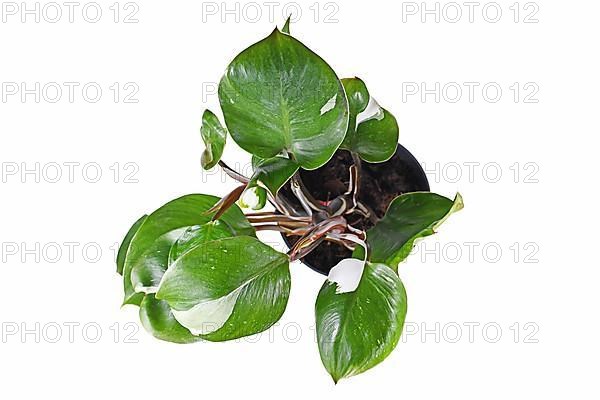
<box><xmin>200</xmin><ymin>110</ymin><xmax>227</xmax><ymax>170</ymax></box>
<box><xmin>117</xmin><ymin>215</ymin><xmax>147</xmax><ymax>276</ymax></box>
<box><xmin>340</xmin><ymin>77</ymin><xmax>398</xmax><ymax>162</ymax></box>
<box><xmin>157</xmin><ymin>236</ymin><xmax>290</xmax><ymax>341</ymax></box>
<box><xmin>356</xmin><ymin>192</ymin><xmax>463</xmax><ymax>270</ymax></box>
<box><xmin>139</xmin><ymin>294</ymin><xmax>203</xmax><ymax>344</ymax></box>
<box><xmin>316</xmin><ymin>262</ymin><xmax>407</xmax><ymax>382</ymax></box>
<box><xmin>122</xmin><ymin>194</ymin><xmax>253</xmax><ymax>305</ymax></box>
<box><xmin>218</xmin><ymin>29</ymin><xmax>349</xmax><ymax>170</ymax></box>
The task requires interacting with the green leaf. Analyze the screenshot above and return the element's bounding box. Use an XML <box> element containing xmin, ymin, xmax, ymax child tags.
<box><xmin>156</xmin><ymin>236</ymin><xmax>290</xmax><ymax>341</ymax></box>
<box><xmin>200</xmin><ymin>110</ymin><xmax>227</xmax><ymax>170</ymax></box>
<box><xmin>139</xmin><ymin>294</ymin><xmax>203</xmax><ymax>344</ymax></box>
<box><xmin>282</xmin><ymin>16</ymin><xmax>291</xmax><ymax>34</ymax></box>
<box><xmin>248</xmin><ymin>156</ymin><xmax>299</xmax><ymax>196</ymax></box>
<box><xmin>218</xmin><ymin>29</ymin><xmax>349</xmax><ymax>170</ymax></box>
<box><xmin>355</xmin><ymin>192</ymin><xmax>463</xmax><ymax>270</ymax></box>
<box><xmin>342</xmin><ymin>77</ymin><xmax>370</xmax><ymax>122</ymax></box>
<box><xmin>116</xmin><ymin>215</ymin><xmax>147</xmax><ymax>275</ymax></box>
<box><xmin>340</xmin><ymin>77</ymin><xmax>399</xmax><ymax>163</ymax></box>
<box><xmin>316</xmin><ymin>262</ymin><xmax>407</xmax><ymax>383</ymax></box>
<box><xmin>353</xmin><ymin>108</ymin><xmax>399</xmax><ymax>162</ymax></box>
<box><xmin>123</xmin><ymin>194</ymin><xmax>254</xmax><ymax>305</ymax></box>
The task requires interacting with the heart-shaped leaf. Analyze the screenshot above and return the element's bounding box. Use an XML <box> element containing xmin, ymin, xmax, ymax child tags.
<box><xmin>200</xmin><ymin>110</ymin><xmax>227</xmax><ymax>170</ymax></box>
<box><xmin>139</xmin><ymin>294</ymin><xmax>203</xmax><ymax>344</ymax></box>
<box><xmin>355</xmin><ymin>192</ymin><xmax>463</xmax><ymax>270</ymax></box>
<box><xmin>122</xmin><ymin>194</ymin><xmax>254</xmax><ymax>305</ymax></box>
<box><xmin>341</xmin><ymin>77</ymin><xmax>399</xmax><ymax>163</ymax></box>
<box><xmin>316</xmin><ymin>261</ymin><xmax>407</xmax><ymax>383</ymax></box>
<box><xmin>218</xmin><ymin>28</ymin><xmax>349</xmax><ymax>170</ymax></box>
<box><xmin>156</xmin><ymin>236</ymin><xmax>290</xmax><ymax>341</ymax></box>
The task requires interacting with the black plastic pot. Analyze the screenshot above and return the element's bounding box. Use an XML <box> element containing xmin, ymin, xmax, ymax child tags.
<box><xmin>279</xmin><ymin>144</ymin><xmax>430</xmax><ymax>275</ymax></box>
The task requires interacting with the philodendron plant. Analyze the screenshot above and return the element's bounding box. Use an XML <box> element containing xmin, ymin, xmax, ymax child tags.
<box><xmin>117</xmin><ymin>20</ymin><xmax>463</xmax><ymax>382</ymax></box>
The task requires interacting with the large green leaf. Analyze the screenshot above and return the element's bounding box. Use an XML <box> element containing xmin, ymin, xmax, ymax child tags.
<box><xmin>200</xmin><ymin>110</ymin><xmax>227</xmax><ymax>170</ymax></box>
<box><xmin>139</xmin><ymin>294</ymin><xmax>203</xmax><ymax>344</ymax></box>
<box><xmin>122</xmin><ymin>194</ymin><xmax>254</xmax><ymax>305</ymax></box>
<box><xmin>340</xmin><ymin>77</ymin><xmax>398</xmax><ymax>163</ymax></box>
<box><xmin>355</xmin><ymin>192</ymin><xmax>463</xmax><ymax>270</ymax></box>
<box><xmin>156</xmin><ymin>236</ymin><xmax>290</xmax><ymax>341</ymax></box>
<box><xmin>316</xmin><ymin>262</ymin><xmax>407</xmax><ymax>383</ymax></box>
<box><xmin>247</xmin><ymin>156</ymin><xmax>299</xmax><ymax>196</ymax></box>
<box><xmin>218</xmin><ymin>28</ymin><xmax>349</xmax><ymax>170</ymax></box>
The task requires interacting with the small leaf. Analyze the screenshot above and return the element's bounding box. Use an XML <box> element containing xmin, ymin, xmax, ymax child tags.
<box><xmin>156</xmin><ymin>236</ymin><xmax>290</xmax><ymax>341</ymax></box>
<box><xmin>200</xmin><ymin>110</ymin><xmax>227</xmax><ymax>170</ymax></box>
<box><xmin>116</xmin><ymin>215</ymin><xmax>147</xmax><ymax>275</ymax></box>
<box><xmin>355</xmin><ymin>192</ymin><xmax>463</xmax><ymax>270</ymax></box>
<box><xmin>248</xmin><ymin>156</ymin><xmax>299</xmax><ymax>196</ymax></box>
<box><xmin>139</xmin><ymin>294</ymin><xmax>203</xmax><ymax>344</ymax></box>
<box><xmin>282</xmin><ymin>16</ymin><xmax>291</xmax><ymax>34</ymax></box>
<box><xmin>340</xmin><ymin>77</ymin><xmax>399</xmax><ymax>162</ymax></box>
<box><xmin>316</xmin><ymin>262</ymin><xmax>407</xmax><ymax>382</ymax></box>
<box><xmin>123</xmin><ymin>194</ymin><xmax>254</xmax><ymax>305</ymax></box>
<box><xmin>218</xmin><ymin>28</ymin><xmax>349</xmax><ymax>170</ymax></box>
<box><xmin>342</xmin><ymin>77</ymin><xmax>370</xmax><ymax>119</ymax></box>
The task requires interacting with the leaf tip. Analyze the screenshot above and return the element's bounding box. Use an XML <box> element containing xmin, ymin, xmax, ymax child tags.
<box><xmin>454</xmin><ymin>192</ymin><xmax>465</xmax><ymax>211</ymax></box>
<box><xmin>282</xmin><ymin>15</ymin><xmax>291</xmax><ymax>34</ymax></box>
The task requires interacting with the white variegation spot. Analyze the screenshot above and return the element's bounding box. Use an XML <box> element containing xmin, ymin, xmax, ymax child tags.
<box><xmin>134</xmin><ymin>284</ymin><xmax>158</xmax><ymax>294</ymax></box>
<box><xmin>356</xmin><ymin>97</ymin><xmax>384</xmax><ymax>124</ymax></box>
<box><xmin>171</xmin><ymin>286</ymin><xmax>244</xmax><ymax>335</ymax></box>
<box><xmin>327</xmin><ymin>258</ymin><xmax>366</xmax><ymax>294</ymax></box>
<box><xmin>320</xmin><ymin>94</ymin><xmax>338</xmax><ymax>115</ymax></box>
<box><xmin>238</xmin><ymin>186</ymin><xmax>261</xmax><ymax>209</ymax></box>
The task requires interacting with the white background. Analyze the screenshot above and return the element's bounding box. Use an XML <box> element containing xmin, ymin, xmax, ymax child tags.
<box><xmin>1</xmin><ymin>0</ymin><xmax>598</xmax><ymax>398</ymax></box>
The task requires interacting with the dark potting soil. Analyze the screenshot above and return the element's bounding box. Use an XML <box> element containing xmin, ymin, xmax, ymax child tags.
<box><xmin>279</xmin><ymin>145</ymin><xmax>430</xmax><ymax>275</ymax></box>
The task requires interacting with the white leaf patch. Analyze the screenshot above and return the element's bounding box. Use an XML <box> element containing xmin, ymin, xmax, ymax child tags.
<box><xmin>327</xmin><ymin>258</ymin><xmax>366</xmax><ymax>294</ymax></box>
<box><xmin>238</xmin><ymin>186</ymin><xmax>261</xmax><ymax>209</ymax></box>
<box><xmin>171</xmin><ymin>286</ymin><xmax>244</xmax><ymax>335</ymax></box>
<box><xmin>356</xmin><ymin>97</ymin><xmax>384</xmax><ymax>124</ymax></box>
<box><xmin>319</xmin><ymin>94</ymin><xmax>337</xmax><ymax>115</ymax></box>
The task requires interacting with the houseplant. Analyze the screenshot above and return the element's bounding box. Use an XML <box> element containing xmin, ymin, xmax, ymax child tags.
<box><xmin>117</xmin><ymin>20</ymin><xmax>463</xmax><ymax>382</ymax></box>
